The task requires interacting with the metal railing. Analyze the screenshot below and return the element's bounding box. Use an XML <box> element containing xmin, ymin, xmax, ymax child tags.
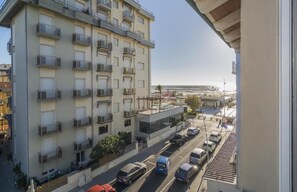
<box><xmin>73</xmin><ymin>60</ymin><xmax>91</xmax><ymax>70</ymax></box>
<box><xmin>97</xmin><ymin>64</ymin><xmax>112</xmax><ymax>72</ymax></box>
<box><xmin>74</xmin><ymin>138</ymin><xmax>93</xmax><ymax>152</ymax></box>
<box><xmin>37</xmin><ymin>55</ymin><xmax>61</xmax><ymax>68</ymax></box>
<box><xmin>123</xmin><ymin>67</ymin><xmax>135</xmax><ymax>74</ymax></box>
<box><xmin>97</xmin><ymin>40</ymin><xmax>112</xmax><ymax>51</ymax></box>
<box><xmin>123</xmin><ymin>88</ymin><xmax>135</xmax><ymax>95</ymax></box>
<box><xmin>97</xmin><ymin>89</ymin><xmax>113</xmax><ymax>97</ymax></box>
<box><xmin>73</xmin><ymin>89</ymin><xmax>92</xmax><ymax>97</ymax></box>
<box><xmin>123</xmin><ymin>10</ymin><xmax>135</xmax><ymax>22</ymax></box>
<box><xmin>37</xmin><ymin>90</ymin><xmax>61</xmax><ymax>100</ymax></box>
<box><xmin>123</xmin><ymin>47</ymin><xmax>135</xmax><ymax>55</ymax></box>
<box><xmin>38</xmin><ymin>122</ymin><xmax>62</xmax><ymax>136</ymax></box>
<box><xmin>97</xmin><ymin>113</ymin><xmax>113</xmax><ymax>124</ymax></box>
<box><xmin>124</xmin><ymin>110</ymin><xmax>137</xmax><ymax>117</ymax></box>
<box><xmin>39</xmin><ymin>147</ymin><xmax>62</xmax><ymax>164</ymax></box>
<box><xmin>36</xmin><ymin>23</ymin><xmax>61</xmax><ymax>39</ymax></box>
<box><xmin>74</xmin><ymin>117</ymin><xmax>92</xmax><ymax>128</ymax></box>
<box><xmin>72</xmin><ymin>33</ymin><xmax>91</xmax><ymax>46</ymax></box>
<box><xmin>97</xmin><ymin>0</ymin><xmax>112</xmax><ymax>10</ymax></box>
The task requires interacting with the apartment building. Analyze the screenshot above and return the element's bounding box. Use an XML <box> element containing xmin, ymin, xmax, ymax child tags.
<box><xmin>186</xmin><ymin>0</ymin><xmax>293</xmax><ymax>191</ymax></box>
<box><xmin>0</xmin><ymin>0</ymin><xmax>154</xmax><ymax>180</ymax></box>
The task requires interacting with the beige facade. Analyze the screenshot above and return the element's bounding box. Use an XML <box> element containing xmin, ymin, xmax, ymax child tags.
<box><xmin>0</xmin><ymin>0</ymin><xmax>154</xmax><ymax>179</ymax></box>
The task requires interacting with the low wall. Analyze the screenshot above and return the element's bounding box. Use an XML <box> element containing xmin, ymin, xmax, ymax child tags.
<box><xmin>53</xmin><ymin>143</ymin><xmax>138</xmax><ymax>192</ymax></box>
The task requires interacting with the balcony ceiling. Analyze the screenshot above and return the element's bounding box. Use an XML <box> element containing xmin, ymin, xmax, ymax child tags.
<box><xmin>188</xmin><ymin>0</ymin><xmax>241</xmax><ymax>50</ymax></box>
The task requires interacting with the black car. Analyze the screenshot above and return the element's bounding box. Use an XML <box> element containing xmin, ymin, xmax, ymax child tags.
<box><xmin>116</xmin><ymin>162</ymin><xmax>147</xmax><ymax>185</ymax></box>
<box><xmin>169</xmin><ymin>134</ymin><xmax>189</xmax><ymax>146</ymax></box>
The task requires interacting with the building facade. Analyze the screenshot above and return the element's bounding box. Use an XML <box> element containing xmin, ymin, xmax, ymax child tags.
<box><xmin>0</xmin><ymin>0</ymin><xmax>154</xmax><ymax>179</ymax></box>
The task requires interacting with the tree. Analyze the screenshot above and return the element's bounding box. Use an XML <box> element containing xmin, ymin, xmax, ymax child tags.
<box><xmin>118</xmin><ymin>131</ymin><xmax>131</xmax><ymax>152</ymax></box>
<box><xmin>155</xmin><ymin>85</ymin><xmax>163</xmax><ymax>112</ymax></box>
<box><xmin>90</xmin><ymin>135</ymin><xmax>122</xmax><ymax>160</ymax></box>
<box><xmin>185</xmin><ymin>95</ymin><xmax>202</xmax><ymax>112</ymax></box>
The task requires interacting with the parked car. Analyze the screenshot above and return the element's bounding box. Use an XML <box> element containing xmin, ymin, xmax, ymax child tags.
<box><xmin>187</xmin><ymin>127</ymin><xmax>200</xmax><ymax>136</ymax></box>
<box><xmin>86</xmin><ymin>184</ymin><xmax>116</xmax><ymax>192</ymax></box>
<box><xmin>202</xmin><ymin>140</ymin><xmax>217</xmax><ymax>153</ymax></box>
<box><xmin>209</xmin><ymin>132</ymin><xmax>222</xmax><ymax>143</ymax></box>
<box><xmin>175</xmin><ymin>163</ymin><xmax>198</xmax><ymax>183</ymax></box>
<box><xmin>155</xmin><ymin>155</ymin><xmax>171</xmax><ymax>175</ymax></box>
<box><xmin>116</xmin><ymin>162</ymin><xmax>147</xmax><ymax>185</ymax></box>
<box><xmin>169</xmin><ymin>134</ymin><xmax>188</xmax><ymax>146</ymax></box>
<box><xmin>189</xmin><ymin>148</ymin><xmax>207</xmax><ymax>165</ymax></box>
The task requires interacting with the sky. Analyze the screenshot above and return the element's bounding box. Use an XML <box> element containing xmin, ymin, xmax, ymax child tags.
<box><xmin>0</xmin><ymin>0</ymin><xmax>236</xmax><ymax>90</ymax></box>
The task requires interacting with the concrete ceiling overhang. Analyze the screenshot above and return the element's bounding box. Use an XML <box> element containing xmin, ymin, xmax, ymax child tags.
<box><xmin>186</xmin><ymin>0</ymin><xmax>241</xmax><ymax>50</ymax></box>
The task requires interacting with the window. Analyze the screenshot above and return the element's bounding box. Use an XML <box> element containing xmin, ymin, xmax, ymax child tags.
<box><xmin>137</xmin><ymin>16</ymin><xmax>144</xmax><ymax>24</ymax></box>
<box><xmin>75</xmin><ymin>25</ymin><xmax>85</xmax><ymax>34</ymax></box>
<box><xmin>74</xmin><ymin>0</ymin><xmax>85</xmax><ymax>11</ymax></box>
<box><xmin>138</xmin><ymin>80</ymin><xmax>145</xmax><ymax>88</ymax></box>
<box><xmin>39</xmin><ymin>14</ymin><xmax>53</xmax><ymax>25</ymax></box>
<box><xmin>99</xmin><ymin>125</ymin><xmax>108</xmax><ymax>135</ymax></box>
<box><xmin>122</xmin><ymin>22</ymin><xmax>131</xmax><ymax>31</ymax></box>
<box><xmin>125</xmin><ymin>119</ymin><xmax>131</xmax><ymax>127</ymax></box>
<box><xmin>138</xmin><ymin>47</ymin><xmax>145</xmax><ymax>54</ymax></box>
<box><xmin>113</xmin><ymin>79</ymin><xmax>119</xmax><ymax>89</ymax></box>
<box><xmin>113</xmin><ymin>37</ymin><xmax>119</xmax><ymax>47</ymax></box>
<box><xmin>137</xmin><ymin>62</ymin><xmax>144</xmax><ymax>71</ymax></box>
<box><xmin>114</xmin><ymin>102</ymin><xmax>119</xmax><ymax>113</ymax></box>
<box><xmin>113</xmin><ymin>0</ymin><xmax>119</xmax><ymax>8</ymax></box>
<box><xmin>137</xmin><ymin>31</ymin><xmax>144</xmax><ymax>39</ymax></box>
<box><xmin>97</xmin><ymin>11</ymin><xmax>108</xmax><ymax>21</ymax></box>
<box><xmin>113</xmin><ymin>57</ymin><xmax>119</xmax><ymax>66</ymax></box>
<box><xmin>40</xmin><ymin>44</ymin><xmax>54</xmax><ymax>56</ymax></box>
<box><xmin>113</xmin><ymin>18</ymin><xmax>119</xmax><ymax>27</ymax></box>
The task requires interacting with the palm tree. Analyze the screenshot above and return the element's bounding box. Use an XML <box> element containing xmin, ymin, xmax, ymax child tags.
<box><xmin>155</xmin><ymin>85</ymin><xmax>162</xmax><ymax>112</ymax></box>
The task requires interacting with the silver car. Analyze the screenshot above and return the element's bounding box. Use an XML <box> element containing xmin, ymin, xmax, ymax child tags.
<box><xmin>189</xmin><ymin>148</ymin><xmax>207</xmax><ymax>165</ymax></box>
<box><xmin>116</xmin><ymin>162</ymin><xmax>147</xmax><ymax>185</ymax></box>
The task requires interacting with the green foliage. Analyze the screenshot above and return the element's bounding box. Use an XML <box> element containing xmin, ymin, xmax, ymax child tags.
<box><xmin>185</xmin><ymin>95</ymin><xmax>202</xmax><ymax>112</ymax></box>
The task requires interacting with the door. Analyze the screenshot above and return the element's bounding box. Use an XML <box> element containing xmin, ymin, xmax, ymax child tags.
<box><xmin>40</xmin><ymin>78</ymin><xmax>55</xmax><ymax>98</ymax></box>
<box><xmin>124</xmin><ymin>78</ymin><xmax>131</xmax><ymax>88</ymax></box>
<box><xmin>98</xmin><ymin>54</ymin><xmax>108</xmax><ymax>66</ymax></box>
<box><xmin>123</xmin><ymin>58</ymin><xmax>131</xmax><ymax>68</ymax></box>
<box><xmin>75</xmin><ymin>107</ymin><xmax>86</xmax><ymax>119</ymax></box>
<box><xmin>42</xmin><ymin>137</ymin><xmax>55</xmax><ymax>154</ymax></box>
<box><xmin>40</xmin><ymin>14</ymin><xmax>53</xmax><ymax>25</ymax></box>
<box><xmin>75</xmin><ymin>25</ymin><xmax>85</xmax><ymax>34</ymax></box>
<box><xmin>75</xmin><ymin>78</ymin><xmax>86</xmax><ymax>90</ymax></box>
<box><xmin>40</xmin><ymin>44</ymin><xmax>54</xmax><ymax>56</ymax></box>
<box><xmin>98</xmin><ymin>103</ymin><xmax>108</xmax><ymax>116</ymax></box>
<box><xmin>41</xmin><ymin>111</ymin><xmax>55</xmax><ymax>127</ymax></box>
<box><xmin>98</xmin><ymin>78</ymin><xmax>108</xmax><ymax>90</ymax></box>
<box><xmin>124</xmin><ymin>100</ymin><xmax>131</xmax><ymax>111</ymax></box>
<box><xmin>76</xmin><ymin>129</ymin><xmax>86</xmax><ymax>143</ymax></box>
<box><xmin>98</xmin><ymin>33</ymin><xmax>107</xmax><ymax>41</ymax></box>
<box><xmin>75</xmin><ymin>51</ymin><xmax>85</xmax><ymax>61</ymax></box>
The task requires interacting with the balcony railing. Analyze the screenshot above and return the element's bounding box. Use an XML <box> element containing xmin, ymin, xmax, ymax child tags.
<box><xmin>123</xmin><ymin>88</ymin><xmax>135</xmax><ymax>95</ymax></box>
<box><xmin>123</xmin><ymin>47</ymin><xmax>135</xmax><ymax>56</ymax></box>
<box><xmin>97</xmin><ymin>40</ymin><xmax>112</xmax><ymax>53</ymax></box>
<box><xmin>73</xmin><ymin>89</ymin><xmax>92</xmax><ymax>98</ymax></box>
<box><xmin>97</xmin><ymin>89</ymin><xmax>113</xmax><ymax>97</ymax></box>
<box><xmin>74</xmin><ymin>116</ymin><xmax>92</xmax><ymax>128</ymax></box>
<box><xmin>97</xmin><ymin>0</ymin><xmax>112</xmax><ymax>11</ymax></box>
<box><xmin>124</xmin><ymin>110</ymin><xmax>137</xmax><ymax>118</ymax></box>
<box><xmin>123</xmin><ymin>67</ymin><xmax>135</xmax><ymax>74</ymax></box>
<box><xmin>39</xmin><ymin>147</ymin><xmax>62</xmax><ymax>164</ymax></box>
<box><xmin>97</xmin><ymin>64</ymin><xmax>113</xmax><ymax>72</ymax></box>
<box><xmin>97</xmin><ymin>113</ymin><xmax>113</xmax><ymax>124</ymax></box>
<box><xmin>38</xmin><ymin>122</ymin><xmax>62</xmax><ymax>136</ymax></box>
<box><xmin>37</xmin><ymin>90</ymin><xmax>61</xmax><ymax>100</ymax></box>
<box><xmin>73</xmin><ymin>60</ymin><xmax>92</xmax><ymax>71</ymax></box>
<box><xmin>36</xmin><ymin>23</ymin><xmax>61</xmax><ymax>40</ymax></box>
<box><xmin>72</xmin><ymin>33</ymin><xmax>91</xmax><ymax>46</ymax></box>
<box><xmin>74</xmin><ymin>138</ymin><xmax>93</xmax><ymax>152</ymax></box>
<box><xmin>37</xmin><ymin>55</ymin><xmax>61</xmax><ymax>68</ymax></box>
<box><xmin>123</xmin><ymin>10</ymin><xmax>135</xmax><ymax>23</ymax></box>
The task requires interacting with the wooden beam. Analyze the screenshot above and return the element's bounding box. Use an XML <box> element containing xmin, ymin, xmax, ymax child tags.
<box><xmin>224</xmin><ymin>28</ymin><xmax>240</xmax><ymax>42</ymax></box>
<box><xmin>194</xmin><ymin>0</ymin><xmax>229</xmax><ymax>14</ymax></box>
<box><xmin>230</xmin><ymin>38</ymin><xmax>240</xmax><ymax>49</ymax></box>
<box><xmin>213</xmin><ymin>9</ymin><xmax>240</xmax><ymax>31</ymax></box>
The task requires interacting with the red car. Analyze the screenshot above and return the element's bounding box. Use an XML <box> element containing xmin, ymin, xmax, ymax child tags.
<box><xmin>86</xmin><ymin>184</ymin><xmax>116</xmax><ymax>192</ymax></box>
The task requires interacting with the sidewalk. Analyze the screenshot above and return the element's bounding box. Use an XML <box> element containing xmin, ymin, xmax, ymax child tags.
<box><xmin>72</xmin><ymin>136</ymin><xmax>173</xmax><ymax>192</ymax></box>
<box><xmin>0</xmin><ymin>139</ymin><xmax>21</xmax><ymax>192</ymax></box>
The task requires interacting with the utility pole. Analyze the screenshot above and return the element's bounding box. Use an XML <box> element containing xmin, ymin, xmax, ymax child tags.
<box><xmin>203</xmin><ymin>115</ymin><xmax>209</xmax><ymax>161</ymax></box>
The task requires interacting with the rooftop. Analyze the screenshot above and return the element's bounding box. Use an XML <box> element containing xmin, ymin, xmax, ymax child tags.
<box><xmin>203</xmin><ymin>131</ymin><xmax>237</xmax><ymax>184</ymax></box>
<box><xmin>138</xmin><ymin>105</ymin><xmax>182</xmax><ymax>115</ymax></box>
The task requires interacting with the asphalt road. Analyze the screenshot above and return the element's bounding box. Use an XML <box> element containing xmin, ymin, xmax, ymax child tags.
<box><xmin>111</xmin><ymin>118</ymin><xmax>226</xmax><ymax>192</ymax></box>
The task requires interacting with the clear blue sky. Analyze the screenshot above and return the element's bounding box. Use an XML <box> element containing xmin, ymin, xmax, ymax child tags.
<box><xmin>0</xmin><ymin>0</ymin><xmax>235</xmax><ymax>90</ymax></box>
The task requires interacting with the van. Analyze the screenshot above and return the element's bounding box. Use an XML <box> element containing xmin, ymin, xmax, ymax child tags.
<box><xmin>155</xmin><ymin>156</ymin><xmax>171</xmax><ymax>175</ymax></box>
<box><xmin>189</xmin><ymin>148</ymin><xmax>207</xmax><ymax>165</ymax></box>
<box><xmin>202</xmin><ymin>140</ymin><xmax>217</xmax><ymax>153</ymax></box>
<box><xmin>209</xmin><ymin>132</ymin><xmax>222</xmax><ymax>143</ymax></box>
<box><xmin>175</xmin><ymin>163</ymin><xmax>198</xmax><ymax>183</ymax></box>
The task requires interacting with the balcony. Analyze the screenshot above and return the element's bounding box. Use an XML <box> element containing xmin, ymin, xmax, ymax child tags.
<box><xmin>123</xmin><ymin>67</ymin><xmax>135</xmax><ymax>74</ymax></box>
<box><xmin>38</xmin><ymin>122</ymin><xmax>62</xmax><ymax>136</ymax></box>
<box><xmin>72</xmin><ymin>33</ymin><xmax>91</xmax><ymax>46</ymax></box>
<box><xmin>37</xmin><ymin>90</ymin><xmax>61</xmax><ymax>100</ymax></box>
<box><xmin>36</xmin><ymin>23</ymin><xmax>61</xmax><ymax>40</ymax></box>
<box><xmin>124</xmin><ymin>110</ymin><xmax>137</xmax><ymax>118</ymax></box>
<box><xmin>123</xmin><ymin>47</ymin><xmax>135</xmax><ymax>56</ymax></box>
<box><xmin>74</xmin><ymin>138</ymin><xmax>93</xmax><ymax>152</ymax></box>
<box><xmin>123</xmin><ymin>10</ymin><xmax>135</xmax><ymax>23</ymax></box>
<box><xmin>97</xmin><ymin>0</ymin><xmax>112</xmax><ymax>12</ymax></box>
<box><xmin>74</xmin><ymin>117</ymin><xmax>92</xmax><ymax>128</ymax></box>
<box><xmin>97</xmin><ymin>64</ymin><xmax>113</xmax><ymax>72</ymax></box>
<box><xmin>37</xmin><ymin>55</ymin><xmax>61</xmax><ymax>68</ymax></box>
<box><xmin>39</xmin><ymin>147</ymin><xmax>62</xmax><ymax>164</ymax></box>
<box><xmin>73</xmin><ymin>89</ymin><xmax>92</xmax><ymax>98</ymax></box>
<box><xmin>123</xmin><ymin>88</ymin><xmax>135</xmax><ymax>95</ymax></box>
<box><xmin>73</xmin><ymin>60</ymin><xmax>92</xmax><ymax>71</ymax></box>
<box><xmin>97</xmin><ymin>113</ymin><xmax>113</xmax><ymax>124</ymax></box>
<box><xmin>97</xmin><ymin>40</ymin><xmax>112</xmax><ymax>53</ymax></box>
<box><xmin>97</xmin><ymin>89</ymin><xmax>113</xmax><ymax>97</ymax></box>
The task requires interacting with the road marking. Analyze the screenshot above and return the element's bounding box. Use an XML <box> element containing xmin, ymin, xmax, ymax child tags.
<box><xmin>143</xmin><ymin>154</ymin><xmax>155</xmax><ymax>162</ymax></box>
<box><xmin>159</xmin><ymin>177</ymin><xmax>175</xmax><ymax>192</ymax></box>
<box><xmin>160</xmin><ymin>143</ymin><xmax>171</xmax><ymax>152</ymax></box>
<box><xmin>146</xmin><ymin>160</ymin><xmax>155</xmax><ymax>165</ymax></box>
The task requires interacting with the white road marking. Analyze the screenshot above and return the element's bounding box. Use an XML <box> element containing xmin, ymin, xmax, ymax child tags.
<box><xmin>159</xmin><ymin>177</ymin><xmax>175</xmax><ymax>192</ymax></box>
<box><xmin>146</xmin><ymin>160</ymin><xmax>155</xmax><ymax>165</ymax></box>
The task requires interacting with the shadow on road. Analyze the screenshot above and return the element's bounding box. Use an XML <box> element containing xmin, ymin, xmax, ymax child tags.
<box><xmin>137</xmin><ymin>170</ymin><xmax>166</xmax><ymax>192</ymax></box>
<box><xmin>160</xmin><ymin>145</ymin><xmax>180</xmax><ymax>157</ymax></box>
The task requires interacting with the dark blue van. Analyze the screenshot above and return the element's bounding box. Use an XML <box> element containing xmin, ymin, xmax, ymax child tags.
<box><xmin>155</xmin><ymin>156</ymin><xmax>171</xmax><ymax>175</ymax></box>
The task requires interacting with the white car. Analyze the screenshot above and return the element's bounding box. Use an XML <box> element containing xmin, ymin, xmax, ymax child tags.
<box><xmin>187</xmin><ymin>127</ymin><xmax>200</xmax><ymax>136</ymax></box>
<box><xmin>189</xmin><ymin>148</ymin><xmax>207</xmax><ymax>165</ymax></box>
<box><xmin>202</xmin><ymin>140</ymin><xmax>217</xmax><ymax>153</ymax></box>
<box><xmin>209</xmin><ymin>132</ymin><xmax>222</xmax><ymax>143</ymax></box>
